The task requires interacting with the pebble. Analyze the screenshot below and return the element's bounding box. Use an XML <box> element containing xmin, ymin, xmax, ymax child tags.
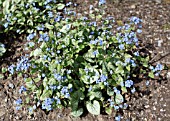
<box><xmin>166</xmin><ymin>72</ymin><xmax>170</xmax><ymax>79</ymax></box>
<box><xmin>153</xmin><ymin>106</ymin><xmax>156</xmax><ymax>110</ymax></box>
<box><xmin>8</xmin><ymin>83</ymin><xmax>14</xmax><ymax>89</ymax></box>
<box><xmin>144</xmin><ymin>105</ymin><xmax>150</xmax><ymax>109</ymax></box>
<box><xmin>130</xmin><ymin>4</ymin><xmax>136</xmax><ymax>9</ymax></box>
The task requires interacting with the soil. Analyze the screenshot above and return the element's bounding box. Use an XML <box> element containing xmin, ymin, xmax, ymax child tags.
<box><xmin>0</xmin><ymin>0</ymin><xmax>170</xmax><ymax>121</ymax></box>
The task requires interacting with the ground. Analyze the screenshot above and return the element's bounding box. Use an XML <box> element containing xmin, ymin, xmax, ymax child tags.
<box><xmin>0</xmin><ymin>0</ymin><xmax>170</xmax><ymax>120</ymax></box>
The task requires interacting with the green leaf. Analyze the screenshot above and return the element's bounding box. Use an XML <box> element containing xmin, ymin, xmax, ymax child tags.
<box><xmin>86</xmin><ymin>100</ymin><xmax>100</xmax><ymax>115</ymax></box>
<box><xmin>115</xmin><ymin>94</ymin><xmax>124</xmax><ymax>104</ymax></box>
<box><xmin>31</xmin><ymin>48</ymin><xmax>42</xmax><ymax>57</ymax></box>
<box><xmin>40</xmin><ymin>89</ymin><xmax>52</xmax><ymax>100</ymax></box>
<box><xmin>121</xmin><ymin>86</ymin><xmax>127</xmax><ymax>93</ymax></box>
<box><xmin>45</xmin><ymin>23</ymin><xmax>54</xmax><ymax>30</ymax></box>
<box><xmin>71</xmin><ymin>108</ymin><xmax>83</xmax><ymax>117</ymax></box>
<box><xmin>126</xmin><ymin>65</ymin><xmax>130</xmax><ymax>71</ymax></box>
<box><xmin>107</xmin><ymin>87</ymin><xmax>114</xmax><ymax>96</ymax></box>
<box><xmin>0</xmin><ymin>74</ymin><xmax>4</xmax><ymax>79</ymax></box>
<box><xmin>148</xmin><ymin>72</ymin><xmax>154</xmax><ymax>78</ymax></box>
<box><xmin>57</xmin><ymin>3</ymin><xmax>65</xmax><ymax>10</ymax></box>
<box><xmin>2</xmin><ymin>67</ymin><xmax>7</xmax><ymax>73</ymax></box>
<box><xmin>105</xmin><ymin>107</ymin><xmax>112</xmax><ymax>115</ymax></box>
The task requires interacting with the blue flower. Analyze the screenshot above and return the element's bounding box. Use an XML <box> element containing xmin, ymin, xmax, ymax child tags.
<box><xmin>8</xmin><ymin>64</ymin><xmax>15</xmax><ymax>74</ymax></box>
<box><xmin>19</xmin><ymin>86</ymin><xmax>27</xmax><ymax>94</ymax></box>
<box><xmin>125</xmin><ymin>58</ymin><xmax>131</xmax><ymax>63</ymax></box>
<box><xmin>99</xmin><ymin>0</ymin><xmax>106</xmax><ymax>5</ymax></box>
<box><xmin>131</xmin><ymin>87</ymin><xmax>136</xmax><ymax>93</ymax></box>
<box><xmin>61</xmin><ymin>86</ymin><xmax>70</xmax><ymax>98</ymax></box>
<box><xmin>113</xmin><ymin>87</ymin><xmax>120</xmax><ymax>94</ymax></box>
<box><xmin>28</xmin><ymin>107</ymin><xmax>33</xmax><ymax>113</ymax></box>
<box><xmin>137</xmin><ymin>29</ymin><xmax>142</xmax><ymax>33</ymax></box>
<box><xmin>4</xmin><ymin>23</ymin><xmax>8</xmax><ymax>28</ymax></box>
<box><xmin>49</xmin><ymin>85</ymin><xmax>57</xmax><ymax>90</ymax></box>
<box><xmin>90</xmin><ymin>31</ymin><xmax>94</xmax><ymax>35</ymax></box>
<box><xmin>100</xmin><ymin>74</ymin><xmax>107</xmax><ymax>82</ymax></box>
<box><xmin>88</xmin><ymin>86</ymin><xmax>92</xmax><ymax>92</ymax></box>
<box><xmin>130</xmin><ymin>16</ymin><xmax>142</xmax><ymax>25</ymax></box>
<box><xmin>134</xmin><ymin>51</ymin><xmax>139</xmax><ymax>56</ymax></box>
<box><xmin>15</xmin><ymin>99</ymin><xmax>22</xmax><ymax>105</ymax></box>
<box><xmin>123</xmin><ymin>103</ymin><xmax>128</xmax><ymax>109</ymax></box>
<box><xmin>48</xmin><ymin>11</ymin><xmax>53</xmax><ymax>18</ymax></box>
<box><xmin>155</xmin><ymin>64</ymin><xmax>163</xmax><ymax>71</ymax></box>
<box><xmin>42</xmin><ymin>98</ymin><xmax>54</xmax><ymax>111</ymax></box>
<box><xmin>125</xmin><ymin>80</ymin><xmax>133</xmax><ymax>88</ymax></box>
<box><xmin>115</xmin><ymin>115</ymin><xmax>121</xmax><ymax>121</ymax></box>
<box><xmin>130</xmin><ymin>60</ymin><xmax>136</xmax><ymax>67</ymax></box>
<box><xmin>16</xmin><ymin>106</ymin><xmax>21</xmax><ymax>110</ymax></box>
<box><xmin>54</xmin><ymin>73</ymin><xmax>62</xmax><ymax>81</ymax></box>
<box><xmin>145</xmin><ymin>80</ymin><xmax>150</xmax><ymax>86</ymax></box>
<box><xmin>119</xmin><ymin>44</ymin><xmax>124</xmax><ymax>50</ymax></box>
<box><xmin>27</xmin><ymin>33</ymin><xmax>36</xmax><ymax>41</ymax></box>
<box><xmin>93</xmin><ymin>50</ymin><xmax>99</xmax><ymax>56</ymax></box>
<box><xmin>114</xmin><ymin>105</ymin><xmax>119</xmax><ymax>110</ymax></box>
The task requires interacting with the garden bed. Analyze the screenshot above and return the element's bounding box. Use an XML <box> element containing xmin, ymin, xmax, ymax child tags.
<box><xmin>0</xmin><ymin>0</ymin><xmax>170</xmax><ymax>120</ymax></box>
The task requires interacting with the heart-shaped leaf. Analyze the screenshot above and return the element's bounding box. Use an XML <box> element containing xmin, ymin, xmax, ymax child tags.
<box><xmin>86</xmin><ymin>100</ymin><xmax>100</xmax><ymax>115</ymax></box>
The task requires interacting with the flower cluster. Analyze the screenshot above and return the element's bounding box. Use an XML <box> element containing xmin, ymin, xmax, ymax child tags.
<box><xmin>15</xmin><ymin>98</ymin><xmax>22</xmax><ymax>110</ymax></box>
<box><xmin>42</xmin><ymin>98</ymin><xmax>54</xmax><ymax>111</ymax></box>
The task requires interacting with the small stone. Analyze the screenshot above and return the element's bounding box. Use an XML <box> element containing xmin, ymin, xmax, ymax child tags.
<box><xmin>130</xmin><ymin>4</ymin><xmax>136</xmax><ymax>9</ymax></box>
<box><xmin>144</xmin><ymin>105</ymin><xmax>150</xmax><ymax>109</ymax></box>
<box><xmin>153</xmin><ymin>106</ymin><xmax>156</xmax><ymax>110</ymax></box>
<box><xmin>157</xmin><ymin>40</ymin><xmax>163</xmax><ymax>47</ymax></box>
<box><xmin>8</xmin><ymin>83</ymin><xmax>14</xmax><ymax>89</ymax></box>
<box><xmin>155</xmin><ymin>0</ymin><xmax>162</xmax><ymax>3</ymax></box>
<box><xmin>166</xmin><ymin>72</ymin><xmax>170</xmax><ymax>79</ymax></box>
<box><xmin>160</xmin><ymin>109</ymin><xmax>164</xmax><ymax>112</ymax></box>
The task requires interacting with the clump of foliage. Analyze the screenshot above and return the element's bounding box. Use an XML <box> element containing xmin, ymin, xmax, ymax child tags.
<box><xmin>5</xmin><ymin>0</ymin><xmax>164</xmax><ymax>118</ymax></box>
<box><xmin>2</xmin><ymin>0</ymin><xmax>64</xmax><ymax>34</ymax></box>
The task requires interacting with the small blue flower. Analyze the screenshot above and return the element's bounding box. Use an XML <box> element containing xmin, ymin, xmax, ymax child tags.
<box><xmin>137</xmin><ymin>29</ymin><xmax>142</xmax><ymax>33</ymax></box>
<box><xmin>93</xmin><ymin>50</ymin><xmax>99</xmax><ymax>56</ymax></box>
<box><xmin>28</xmin><ymin>107</ymin><xmax>33</xmax><ymax>113</ymax></box>
<box><xmin>88</xmin><ymin>86</ymin><xmax>92</xmax><ymax>92</ymax></box>
<box><xmin>4</xmin><ymin>23</ymin><xmax>8</xmax><ymax>28</ymax></box>
<box><xmin>134</xmin><ymin>51</ymin><xmax>139</xmax><ymax>56</ymax></box>
<box><xmin>131</xmin><ymin>87</ymin><xmax>136</xmax><ymax>93</ymax></box>
<box><xmin>8</xmin><ymin>64</ymin><xmax>15</xmax><ymax>74</ymax></box>
<box><xmin>123</xmin><ymin>103</ymin><xmax>128</xmax><ymax>109</ymax></box>
<box><xmin>16</xmin><ymin>106</ymin><xmax>21</xmax><ymax>110</ymax></box>
<box><xmin>49</xmin><ymin>85</ymin><xmax>57</xmax><ymax>90</ymax></box>
<box><xmin>145</xmin><ymin>80</ymin><xmax>150</xmax><ymax>86</ymax></box>
<box><xmin>114</xmin><ymin>105</ymin><xmax>119</xmax><ymax>110</ymax></box>
<box><xmin>33</xmin><ymin>105</ymin><xmax>36</xmax><ymax>110</ymax></box>
<box><xmin>19</xmin><ymin>86</ymin><xmax>27</xmax><ymax>94</ymax></box>
<box><xmin>119</xmin><ymin>44</ymin><xmax>124</xmax><ymax>50</ymax></box>
<box><xmin>99</xmin><ymin>0</ymin><xmax>106</xmax><ymax>5</ymax></box>
<box><xmin>115</xmin><ymin>115</ymin><xmax>121</xmax><ymax>121</ymax></box>
<box><xmin>113</xmin><ymin>87</ymin><xmax>120</xmax><ymax>94</ymax></box>
<box><xmin>155</xmin><ymin>64</ymin><xmax>163</xmax><ymax>71</ymax></box>
<box><xmin>130</xmin><ymin>16</ymin><xmax>142</xmax><ymax>25</ymax></box>
<box><xmin>125</xmin><ymin>58</ymin><xmax>131</xmax><ymax>63</ymax></box>
<box><xmin>15</xmin><ymin>99</ymin><xmax>22</xmax><ymax>105</ymax></box>
<box><xmin>125</xmin><ymin>80</ymin><xmax>133</xmax><ymax>88</ymax></box>
<box><xmin>130</xmin><ymin>60</ymin><xmax>136</xmax><ymax>67</ymax></box>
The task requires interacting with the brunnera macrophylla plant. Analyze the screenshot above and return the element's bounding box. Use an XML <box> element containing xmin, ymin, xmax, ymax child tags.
<box><xmin>7</xmin><ymin>1</ymin><xmax>164</xmax><ymax>117</ymax></box>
